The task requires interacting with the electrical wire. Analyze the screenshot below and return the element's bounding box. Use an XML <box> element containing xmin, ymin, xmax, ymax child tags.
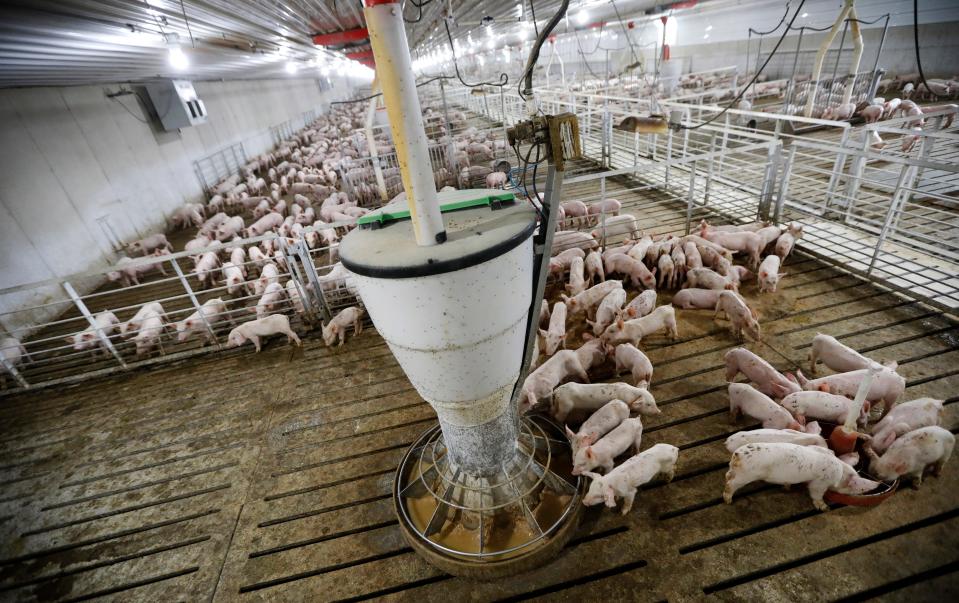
<box><xmin>528</xmin><ymin>0</ymin><xmax>539</xmax><ymax>37</ymax></box>
<box><xmin>329</xmin><ymin>75</ymin><xmax>453</xmax><ymax>105</ymax></box>
<box><xmin>443</xmin><ymin>19</ymin><xmax>508</xmax><ymax>88</ymax></box>
<box><xmin>748</xmin><ymin>3</ymin><xmax>791</xmax><ymax>36</ymax></box>
<box><xmin>179</xmin><ymin>0</ymin><xmax>195</xmax><ymax>47</ymax></box>
<box><xmin>610</xmin><ymin>0</ymin><xmax>640</xmax><ymax>67</ymax></box>
<box><xmin>678</xmin><ymin>0</ymin><xmax>807</xmax><ymax>130</ymax></box>
<box><xmin>518</xmin><ymin>0</ymin><xmax>570</xmax><ymax>101</ymax></box>
<box><xmin>574</xmin><ymin>29</ymin><xmax>603</xmax><ymax>79</ymax></box>
<box><xmin>913</xmin><ymin>0</ymin><xmax>939</xmax><ymax>99</ymax></box>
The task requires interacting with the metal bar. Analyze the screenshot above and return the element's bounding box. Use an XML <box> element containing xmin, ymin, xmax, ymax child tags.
<box><xmin>776</xmin><ymin>146</ymin><xmax>797</xmax><ymax>224</ymax></box>
<box><xmin>62</xmin><ymin>281</ymin><xmax>127</xmax><ymax>368</ymax></box>
<box><xmin>511</xmin><ymin>163</ymin><xmax>563</xmax><ymax>412</ymax></box>
<box><xmin>0</xmin><ymin>353</ymin><xmax>29</xmax><ymax>389</ymax></box>
<box><xmin>170</xmin><ymin>258</ymin><xmax>219</xmax><ymax>348</ymax></box>
<box><xmin>685</xmin><ymin>160</ymin><xmax>697</xmax><ymax>234</ymax></box>
<box><xmin>296</xmin><ymin>239</ymin><xmax>332</xmax><ymax>323</ymax></box>
<box><xmin>867</xmin><ymin>164</ymin><xmax>915</xmax><ymax>275</ymax></box>
<box><xmin>825</xmin><ymin>128</ymin><xmax>851</xmax><ymax>209</ymax></box>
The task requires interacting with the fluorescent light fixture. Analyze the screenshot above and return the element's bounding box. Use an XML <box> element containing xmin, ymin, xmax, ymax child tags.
<box><xmin>168</xmin><ymin>46</ymin><xmax>188</xmax><ymax>70</ymax></box>
<box><xmin>801</xmin><ymin>12</ymin><xmax>808</xmax><ymax>18</ymax></box>
<box><xmin>703</xmin><ymin>34</ymin><xmax>709</xmax><ymax>39</ymax></box>
<box><xmin>576</xmin><ymin>10</ymin><xmax>588</xmax><ymax>25</ymax></box>
<box><xmin>285</xmin><ymin>61</ymin><xmax>298</xmax><ymax>74</ymax></box>
<box><xmin>487</xmin><ymin>38</ymin><xmax>494</xmax><ymax>49</ymax></box>
<box><xmin>705</xmin><ymin>25</ymin><xmax>712</xmax><ymax>31</ymax></box>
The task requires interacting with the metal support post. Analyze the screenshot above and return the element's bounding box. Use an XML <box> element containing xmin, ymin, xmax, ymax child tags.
<box><xmin>171</xmin><ymin>258</ymin><xmax>220</xmax><ymax>348</ymax></box>
<box><xmin>511</xmin><ymin>163</ymin><xmax>564</xmax><ymax>411</ymax></box>
<box><xmin>685</xmin><ymin>161</ymin><xmax>697</xmax><ymax>234</ymax></box>
<box><xmin>294</xmin><ymin>238</ymin><xmax>333</xmax><ymax>323</ymax></box>
<box><xmin>868</xmin><ymin>164</ymin><xmax>916</xmax><ymax>275</ymax></box>
<box><xmin>704</xmin><ymin>130</ymin><xmax>717</xmax><ymax>205</ymax></box>
<box><xmin>825</xmin><ymin>128</ymin><xmax>851</xmax><ymax>209</ymax></box>
<box><xmin>843</xmin><ymin>130</ymin><xmax>872</xmax><ymax>222</ymax></box>
<box><xmin>62</xmin><ymin>281</ymin><xmax>127</xmax><ymax>368</ymax></box>
<box><xmin>1</xmin><ymin>354</ymin><xmax>29</xmax><ymax>389</ymax></box>
<box><xmin>776</xmin><ymin>146</ymin><xmax>797</xmax><ymax>224</ymax></box>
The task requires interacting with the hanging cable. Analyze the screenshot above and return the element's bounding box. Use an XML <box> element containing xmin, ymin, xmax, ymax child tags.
<box><xmin>678</xmin><ymin>0</ymin><xmax>807</xmax><ymax>130</ymax></box>
<box><xmin>610</xmin><ymin>0</ymin><xmax>640</xmax><ymax>67</ymax></box>
<box><xmin>443</xmin><ymin>19</ymin><xmax>508</xmax><ymax>88</ymax></box>
<box><xmin>329</xmin><ymin>75</ymin><xmax>453</xmax><ymax>105</ymax></box>
<box><xmin>913</xmin><ymin>0</ymin><xmax>939</xmax><ymax>99</ymax></box>
<box><xmin>574</xmin><ymin>29</ymin><xmax>603</xmax><ymax>79</ymax></box>
<box><xmin>528</xmin><ymin>0</ymin><xmax>539</xmax><ymax>37</ymax></box>
<box><xmin>518</xmin><ymin>0</ymin><xmax>570</xmax><ymax>101</ymax></box>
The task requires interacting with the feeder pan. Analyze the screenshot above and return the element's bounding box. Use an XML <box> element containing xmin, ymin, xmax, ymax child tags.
<box><xmin>340</xmin><ymin>189</ymin><xmax>583</xmax><ymax>577</ymax></box>
<box><xmin>817</xmin><ymin>421</ymin><xmax>900</xmax><ymax>507</ymax></box>
<box><xmin>394</xmin><ymin>414</ymin><xmax>583</xmax><ymax>578</ymax></box>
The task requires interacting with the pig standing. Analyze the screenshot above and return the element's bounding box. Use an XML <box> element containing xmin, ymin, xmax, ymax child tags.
<box><xmin>539</xmin><ymin>301</ymin><xmax>568</xmax><ymax>356</ymax></box>
<box><xmin>565</xmin><ymin>400</ymin><xmax>630</xmax><ymax>454</ymax></box>
<box><xmin>780</xmin><ymin>391</ymin><xmax>867</xmax><ymax>426</ymax></box>
<box><xmin>725</xmin><ymin>443</ymin><xmax>879</xmax><ymax>510</ymax></box>
<box><xmin>584</xmin><ymin>251</ymin><xmax>605</xmax><ymax>285</ymax></box>
<box><xmin>66</xmin><ymin>311</ymin><xmax>120</xmax><ymax>352</ymax></box>
<box><xmin>620</xmin><ymin>290</ymin><xmax>657</xmax><ymax>320</ymax></box>
<box><xmin>869</xmin><ymin>398</ymin><xmax>943</xmax><ymax>454</ymax></box>
<box><xmin>614</xmin><ymin>343</ymin><xmax>653</xmax><ymax>387</ymax></box>
<box><xmin>795</xmin><ymin>368</ymin><xmax>905</xmax><ymax>412</ymax></box>
<box><xmin>586</xmin><ymin>289</ymin><xmax>626</xmax><ymax>336</ymax></box>
<box><xmin>133</xmin><ymin>310</ymin><xmax>166</xmax><ymax>357</ymax></box>
<box><xmin>866</xmin><ymin>426</ymin><xmax>954</xmax><ymax>486</ymax></box>
<box><xmin>127</xmin><ymin>234</ymin><xmax>170</xmax><ymax>256</ymax></box>
<box><xmin>562</xmin><ymin>280</ymin><xmax>624</xmax><ymax>317</ymax></box>
<box><xmin>775</xmin><ymin>223</ymin><xmax>803</xmax><ymax>260</ymax></box>
<box><xmin>566</xmin><ymin>256</ymin><xmax>587</xmax><ymax>296</ymax></box>
<box><xmin>582</xmin><ymin>443</ymin><xmax>679</xmax><ymax>514</ymax></box>
<box><xmin>551</xmin><ymin>381</ymin><xmax>659</xmax><ymax>422</ymax></box>
<box><xmin>729</xmin><ymin>383</ymin><xmax>802</xmax><ymax>430</ymax></box>
<box><xmin>600</xmin><ymin>305</ymin><xmax>678</xmax><ymax>346</ymax></box>
<box><xmin>226</xmin><ymin>314</ymin><xmax>301</xmax><ymax>352</ymax></box>
<box><xmin>757</xmin><ymin>254</ymin><xmax>783</xmax><ymax>293</ymax></box>
<box><xmin>572</xmin><ymin>417</ymin><xmax>644</xmax><ymax>475</ymax></box>
<box><xmin>604</xmin><ymin>254</ymin><xmax>656</xmax><ymax>289</ymax></box>
<box><xmin>121</xmin><ymin>302</ymin><xmax>167</xmax><ymax>337</ymax></box>
<box><xmin>714</xmin><ymin>291</ymin><xmax>761</xmax><ymax>341</ymax></box>
<box><xmin>808</xmin><ymin>333</ymin><xmax>892</xmax><ymax>374</ymax></box>
<box><xmin>724</xmin><ymin>348</ymin><xmax>800</xmax><ymax>397</ymax></box>
<box><xmin>724</xmin><ymin>428</ymin><xmax>827</xmax><ymax>452</ymax></box>
<box><xmin>322</xmin><ymin>306</ymin><xmax>364</xmax><ymax>347</ymax></box>
<box><xmin>176</xmin><ymin>298</ymin><xmax>228</xmax><ymax>344</ymax></box>
<box><xmin>672</xmin><ymin>288</ymin><xmax>721</xmax><ymax>310</ymax></box>
<box><xmin>255</xmin><ymin>282</ymin><xmax>287</xmax><ymax>318</ymax></box>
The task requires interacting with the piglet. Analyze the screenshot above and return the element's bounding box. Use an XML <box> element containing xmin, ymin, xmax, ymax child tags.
<box><xmin>133</xmin><ymin>310</ymin><xmax>166</xmax><ymax>357</ymax></box>
<box><xmin>586</xmin><ymin>289</ymin><xmax>626</xmax><ymax>336</ymax></box>
<box><xmin>685</xmin><ymin>267</ymin><xmax>734</xmax><ymax>291</ymax></box>
<box><xmin>485</xmin><ymin>171</ymin><xmax>507</xmax><ymax>188</ymax></box>
<box><xmin>520</xmin><ymin>349</ymin><xmax>591</xmax><ymax>413</ymax></box>
<box><xmin>757</xmin><ymin>254</ymin><xmax>783</xmax><ymax>293</ymax></box>
<box><xmin>562</xmin><ymin>280</ymin><xmax>624</xmax><ymax>317</ymax></box>
<box><xmin>729</xmin><ymin>383</ymin><xmax>802</xmax><ymax>430</ymax></box>
<box><xmin>781</xmin><ymin>391</ymin><xmax>867</xmax><ymax>426</ymax></box>
<box><xmin>724</xmin><ymin>348</ymin><xmax>800</xmax><ymax>397</ymax></box>
<box><xmin>866</xmin><ymin>426</ymin><xmax>954</xmax><ymax>486</ymax></box>
<box><xmin>572</xmin><ymin>417</ymin><xmax>644</xmax><ymax>475</ymax></box>
<box><xmin>549</xmin><ymin>248</ymin><xmax>586</xmax><ymax>277</ymax></box>
<box><xmin>584</xmin><ymin>251</ymin><xmax>605</xmax><ymax>285</ymax></box>
<box><xmin>539</xmin><ymin>301</ymin><xmax>568</xmax><ymax>356</ymax></box>
<box><xmin>714</xmin><ymin>290</ymin><xmax>761</xmax><ymax>342</ymax></box>
<box><xmin>121</xmin><ymin>302</ymin><xmax>166</xmax><ymax>337</ymax></box>
<box><xmin>869</xmin><ymin>398</ymin><xmax>943</xmax><ymax>454</ymax></box>
<box><xmin>127</xmin><ymin>233</ymin><xmax>170</xmax><ymax>256</ymax></box>
<box><xmin>553</xmin><ymin>230</ymin><xmax>598</xmax><ymax>254</ymax></box>
<box><xmin>725</xmin><ymin>443</ymin><xmax>879</xmax><ymax>510</ymax></box>
<box><xmin>539</xmin><ymin>299</ymin><xmax>551</xmax><ymax>329</ymax></box>
<box><xmin>600</xmin><ymin>305</ymin><xmax>678</xmax><ymax>346</ymax></box>
<box><xmin>566</xmin><ymin>256</ymin><xmax>587</xmax><ymax>296</ymax></box>
<box><xmin>586</xmin><ymin>199</ymin><xmax>622</xmax><ymax>224</ymax></box>
<box><xmin>775</xmin><ymin>223</ymin><xmax>803</xmax><ymax>260</ymax></box>
<box><xmin>565</xmin><ymin>399</ymin><xmax>630</xmax><ymax>455</ymax></box>
<box><xmin>66</xmin><ymin>311</ymin><xmax>120</xmax><ymax>352</ymax></box>
<box><xmin>176</xmin><ymin>298</ymin><xmax>227</xmax><ymax>344</ymax></box>
<box><xmin>672</xmin><ymin>288</ymin><xmax>721</xmax><ymax>310</ymax></box>
<box><xmin>582</xmin><ymin>444</ymin><xmax>679</xmax><ymax>514</ymax></box>
<box><xmin>614</xmin><ymin>343</ymin><xmax>653</xmax><ymax>387</ymax></box>
<box><xmin>724</xmin><ymin>428</ymin><xmax>827</xmax><ymax>452</ymax></box>
<box><xmin>222</xmin><ymin>262</ymin><xmax>248</xmax><ymax>296</ymax></box>
<box><xmin>551</xmin><ymin>381</ymin><xmax>659</xmax><ymax>422</ymax></box>
<box><xmin>795</xmin><ymin>367</ymin><xmax>905</xmax><ymax>412</ymax></box>
<box><xmin>255</xmin><ymin>282</ymin><xmax>286</xmax><ymax>318</ymax></box>
<box><xmin>322</xmin><ymin>306</ymin><xmax>364</xmax><ymax>347</ymax></box>
<box><xmin>604</xmin><ymin>254</ymin><xmax>656</xmax><ymax>289</ymax></box>
<box><xmin>226</xmin><ymin>314</ymin><xmax>301</xmax><ymax>352</ymax></box>
<box><xmin>619</xmin><ymin>289</ymin><xmax>657</xmax><ymax>320</ymax></box>
<box><xmin>808</xmin><ymin>333</ymin><xmax>893</xmax><ymax>374</ymax></box>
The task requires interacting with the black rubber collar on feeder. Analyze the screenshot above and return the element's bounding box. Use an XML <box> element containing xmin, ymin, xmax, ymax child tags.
<box><xmin>340</xmin><ymin>188</ymin><xmax>538</xmax><ymax>279</ymax></box>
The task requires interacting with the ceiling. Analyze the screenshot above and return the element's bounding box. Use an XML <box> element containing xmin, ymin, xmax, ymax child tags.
<box><xmin>0</xmin><ymin>0</ymin><xmax>674</xmax><ymax>88</ymax></box>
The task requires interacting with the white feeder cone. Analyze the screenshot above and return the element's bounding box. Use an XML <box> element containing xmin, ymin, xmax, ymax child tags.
<box><xmin>351</xmin><ymin>238</ymin><xmax>533</xmax><ymax>474</ymax></box>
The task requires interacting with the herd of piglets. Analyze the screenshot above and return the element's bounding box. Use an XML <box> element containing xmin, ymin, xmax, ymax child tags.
<box><xmin>722</xmin><ymin>335</ymin><xmax>952</xmax><ymax>511</ymax></box>
<box><xmin>60</xmin><ymin>104</ymin><xmax>376</xmax><ymax>360</ymax></box>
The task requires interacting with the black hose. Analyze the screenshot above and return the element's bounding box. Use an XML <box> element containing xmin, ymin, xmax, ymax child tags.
<box><xmin>913</xmin><ymin>0</ymin><xmax>939</xmax><ymax>99</ymax></box>
<box><xmin>518</xmin><ymin>0</ymin><xmax>571</xmax><ymax>100</ymax></box>
<box><xmin>679</xmin><ymin>0</ymin><xmax>807</xmax><ymax>130</ymax></box>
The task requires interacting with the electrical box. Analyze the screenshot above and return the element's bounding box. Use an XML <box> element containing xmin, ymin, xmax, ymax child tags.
<box><xmin>144</xmin><ymin>79</ymin><xmax>208</xmax><ymax>131</ymax></box>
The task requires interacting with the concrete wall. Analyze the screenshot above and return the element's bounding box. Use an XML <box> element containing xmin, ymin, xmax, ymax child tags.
<box><xmin>0</xmin><ymin>75</ymin><xmax>357</xmax><ymax>335</ymax></box>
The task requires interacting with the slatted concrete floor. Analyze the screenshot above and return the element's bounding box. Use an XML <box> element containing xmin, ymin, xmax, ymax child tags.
<box><xmin>2</xmin><ymin>182</ymin><xmax>959</xmax><ymax>601</ymax></box>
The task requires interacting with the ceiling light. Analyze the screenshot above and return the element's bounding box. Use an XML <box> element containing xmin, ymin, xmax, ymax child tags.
<box><xmin>168</xmin><ymin>46</ymin><xmax>188</xmax><ymax>70</ymax></box>
<box><xmin>576</xmin><ymin>10</ymin><xmax>589</xmax><ymax>25</ymax></box>
<box><xmin>703</xmin><ymin>34</ymin><xmax>709</xmax><ymax>39</ymax></box>
<box><xmin>801</xmin><ymin>12</ymin><xmax>808</xmax><ymax>18</ymax></box>
<box><xmin>705</xmin><ymin>25</ymin><xmax>712</xmax><ymax>31</ymax></box>
<box><xmin>487</xmin><ymin>38</ymin><xmax>494</xmax><ymax>49</ymax></box>
<box><xmin>286</xmin><ymin>61</ymin><xmax>298</xmax><ymax>74</ymax></box>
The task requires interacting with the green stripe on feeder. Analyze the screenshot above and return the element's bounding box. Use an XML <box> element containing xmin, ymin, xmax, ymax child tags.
<box><xmin>358</xmin><ymin>189</ymin><xmax>518</xmax><ymax>229</ymax></box>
